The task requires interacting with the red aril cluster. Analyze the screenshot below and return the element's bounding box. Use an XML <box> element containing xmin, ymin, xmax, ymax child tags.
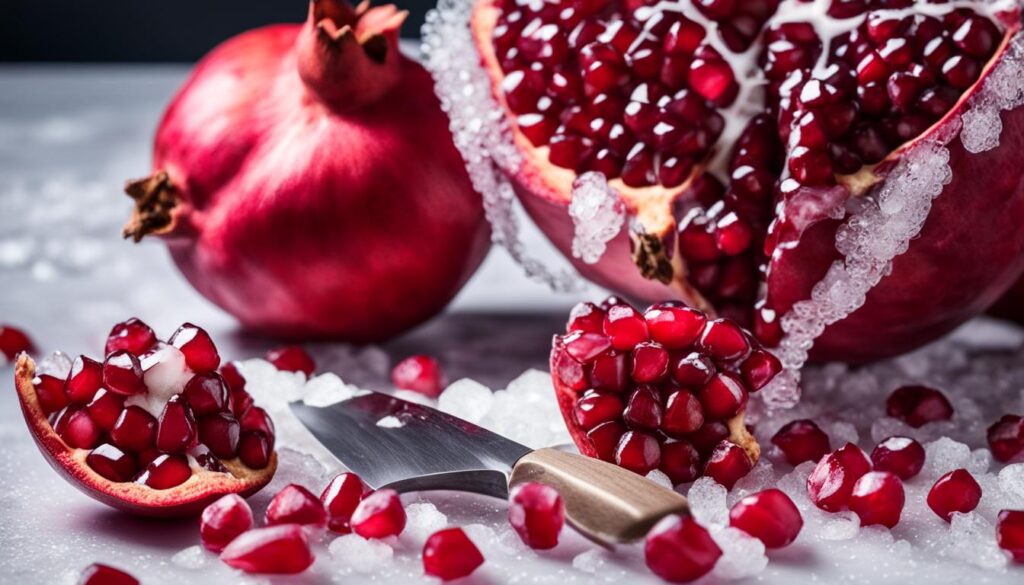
<box><xmin>870</xmin><ymin>436</ymin><xmax>925</xmax><ymax>479</ymax></box>
<box><xmin>987</xmin><ymin>414</ymin><xmax>1024</xmax><ymax>463</ymax></box>
<box><xmin>0</xmin><ymin>324</ymin><xmax>33</xmax><ymax>361</ymax></box>
<box><xmin>806</xmin><ymin>442</ymin><xmax>872</xmax><ymax>512</ymax></box>
<box><xmin>78</xmin><ymin>563</ymin><xmax>138</xmax><ymax>585</ymax></box>
<box><xmin>508</xmin><ymin>481</ymin><xmax>565</xmax><ymax>549</ymax></box>
<box><xmin>391</xmin><ymin>355</ymin><xmax>448</xmax><ymax>397</ymax></box>
<box><xmin>644</xmin><ymin>513</ymin><xmax>722</xmax><ymax>582</ymax></box>
<box><xmin>728</xmin><ymin>488</ymin><xmax>803</xmax><ymax>548</ymax></box>
<box><xmin>771</xmin><ymin>419</ymin><xmax>831</xmax><ymax>465</ymax></box>
<box><xmin>927</xmin><ymin>468</ymin><xmax>982</xmax><ymax>522</ymax></box>
<box><xmin>422</xmin><ymin>527</ymin><xmax>485</xmax><ymax>580</ymax></box>
<box><xmin>265</xmin><ymin>346</ymin><xmax>316</xmax><ymax>377</ymax></box>
<box><xmin>321</xmin><ymin>472</ymin><xmax>372</xmax><ymax>533</ymax></box>
<box><xmin>885</xmin><ymin>384</ymin><xmax>954</xmax><ymax>428</ymax></box>
<box><xmin>848</xmin><ymin>471</ymin><xmax>905</xmax><ymax>528</ymax></box>
<box><xmin>551</xmin><ymin>297</ymin><xmax>780</xmax><ymax>486</ymax></box>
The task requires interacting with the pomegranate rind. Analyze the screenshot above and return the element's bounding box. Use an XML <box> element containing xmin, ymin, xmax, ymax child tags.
<box><xmin>14</xmin><ymin>355</ymin><xmax>276</xmax><ymax>517</ymax></box>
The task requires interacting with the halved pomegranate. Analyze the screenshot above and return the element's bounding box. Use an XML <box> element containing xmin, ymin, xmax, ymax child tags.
<box><xmin>13</xmin><ymin>319</ymin><xmax>276</xmax><ymax>517</ymax></box>
<box><xmin>551</xmin><ymin>297</ymin><xmax>777</xmax><ymax>485</ymax></box>
<box><xmin>466</xmin><ymin>0</ymin><xmax>1024</xmax><ymax>372</ymax></box>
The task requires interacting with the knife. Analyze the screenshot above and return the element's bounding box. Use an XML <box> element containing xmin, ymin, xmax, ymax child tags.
<box><xmin>290</xmin><ymin>390</ymin><xmax>688</xmax><ymax>546</ymax></box>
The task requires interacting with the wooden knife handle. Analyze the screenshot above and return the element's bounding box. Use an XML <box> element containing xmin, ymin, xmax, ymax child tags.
<box><xmin>509</xmin><ymin>447</ymin><xmax>688</xmax><ymax>545</ymax></box>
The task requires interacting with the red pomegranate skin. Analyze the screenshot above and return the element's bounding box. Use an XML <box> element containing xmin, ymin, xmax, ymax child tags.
<box><xmin>135</xmin><ymin>1</ymin><xmax>489</xmax><ymax>341</ymax></box>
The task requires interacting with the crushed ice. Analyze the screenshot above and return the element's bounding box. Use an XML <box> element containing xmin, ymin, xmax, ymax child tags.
<box><xmin>568</xmin><ymin>172</ymin><xmax>625</xmax><ymax>264</ymax></box>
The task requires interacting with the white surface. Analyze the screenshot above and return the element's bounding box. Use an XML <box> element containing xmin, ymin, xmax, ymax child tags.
<box><xmin>1</xmin><ymin>66</ymin><xmax>1024</xmax><ymax>584</ymax></box>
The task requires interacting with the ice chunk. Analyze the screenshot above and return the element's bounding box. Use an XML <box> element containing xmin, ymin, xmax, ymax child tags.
<box><xmin>998</xmin><ymin>463</ymin><xmax>1024</xmax><ymax>501</ymax></box>
<box><xmin>36</xmin><ymin>351</ymin><xmax>72</xmax><ymax>378</ymax></box>
<box><xmin>131</xmin><ymin>344</ymin><xmax>188</xmax><ymax>415</ymax></box>
<box><xmin>687</xmin><ymin>478</ymin><xmax>728</xmax><ymax>527</ymax></box>
<box><xmin>823</xmin><ymin>420</ymin><xmax>859</xmax><ymax>446</ymax></box>
<box><xmin>645</xmin><ymin>469</ymin><xmax>673</xmax><ymax>490</ymax></box>
<box><xmin>437</xmin><ymin>378</ymin><xmax>494</xmax><ymax>424</ymax></box>
<box><xmin>940</xmin><ymin>512</ymin><xmax>1008</xmax><ymax>569</ymax></box>
<box><xmin>818</xmin><ymin>511</ymin><xmax>860</xmax><ymax>541</ymax></box>
<box><xmin>171</xmin><ymin>545</ymin><xmax>210</xmax><ymax>570</ymax></box>
<box><xmin>710</xmin><ymin>527</ymin><xmax>768</xmax><ymax>580</ymax></box>
<box><xmin>922</xmin><ymin>437</ymin><xmax>971</xmax><ymax>480</ymax></box>
<box><xmin>403</xmin><ymin>502</ymin><xmax>449</xmax><ymax>543</ymax></box>
<box><xmin>302</xmin><ymin>372</ymin><xmax>365</xmax><ymax>407</ymax></box>
<box><xmin>572</xmin><ymin>549</ymin><xmax>606</xmax><ymax>574</ymax></box>
<box><xmin>376</xmin><ymin>415</ymin><xmax>403</xmax><ymax>428</ymax></box>
<box><xmin>568</xmin><ymin>172</ymin><xmax>625</xmax><ymax>264</ymax></box>
<box><xmin>329</xmin><ymin>534</ymin><xmax>394</xmax><ymax>574</ymax></box>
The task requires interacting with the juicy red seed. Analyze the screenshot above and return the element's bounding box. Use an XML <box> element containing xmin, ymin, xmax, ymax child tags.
<box><xmin>806</xmin><ymin>443</ymin><xmax>872</xmax><ymax>512</ymax></box>
<box><xmin>138</xmin><ymin>454</ymin><xmax>192</xmax><ymax>489</ymax></box>
<box><xmin>574</xmin><ymin>391</ymin><xmax>624</xmax><ymax>430</ymax></box>
<box><xmin>509</xmin><ymin>481</ymin><xmax>565</xmax><ymax>550</ymax></box>
<box><xmin>552</xmin><ymin>345</ymin><xmax>587</xmax><ymax>391</ymax></box>
<box><xmin>678</xmin><ymin>211</ymin><xmax>721</xmax><ymax>262</ymax></box>
<box><xmin>987</xmin><ymin>414</ymin><xmax>1024</xmax><ymax>463</ymax></box>
<box><xmin>241</xmin><ymin>406</ymin><xmax>276</xmax><ymax>444</ymax></box>
<box><xmin>156</xmin><ymin>395</ymin><xmax>197</xmax><ymax>453</ymax></box>
<box><xmin>952</xmin><ymin>16</ymin><xmax>997</xmax><ymax>58</ymax></box>
<box><xmin>615</xmin><ymin>430</ymin><xmax>661</xmax><ymax>475</ymax></box>
<box><xmin>78</xmin><ymin>564</ymin><xmax>138</xmax><ymax>585</ymax></box>
<box><xmin>0</xmin><ymin>324</ymin><xmax>33</xmax><ymax>360</ymax></box>
<box><xmin>66</xmin><ymin>355</ymin><xmax>103</xmax><ymax>404</ymax></box>
<box><xmin>588</xmin><ymin>350</ymin><xmax>628</xmax><ymax>392</ymax></box>
<box><xmin>631</xmin><ymin>341</ymin><xmax>669</xmax><ymax>383</ymax></box>
<box><xmin>567</xmin><ymin>302</ymin><xmax>606</xmax><ymax>333</ymax></box>
<box><xmin>86</xmin><ymin>443</ymin><xmax>138</xmax><ymax>482</ymax></box>
<box><xmin>671</xmin><ymin>352</ymin><xmax>716</xmax><ymax>388</ymax></box>
<box><xmin>886</xmin><ymin>384</ymin><xmax>954</xmax><ymax>428</ymax></box>
<box><xmin>169</xmin><ymin>323</ymin><xmax>220</xmax><ymax>373</ymax></box>
<box><xmin>870</xmin><ymin>436</ymin><xmax>925</xmax><ymax>479</ymax></box>
<box><xmin>102</xmin><ymin>351</ymin><xmax>146</xmax><ymax>396</ymax></box>
<box><xmin>33</xmin><ymin>374</ymin><xmax>68</xmax><ymax>414</ymax></box>
<box><xmin>697</xmin><ymin>318</ymin><xmax>750</xmax><ymax>361</ymax></box>
<box><xmin>729</xmin><ymin>488</ymin><xmax>803</xmax><ymax>548</ymax></box>
<box><xmin>660</xmin><ymin>440</ymin><xmax>702</xmax><ymax>484</ymax></box>
<box><xmin>699</xmin><ymin>372</ymin><xmax>748</xmax><ymax>420</ymax></box>
<box><xmin>183</xmin><ymin>373</ymin><xmax>230</xmax><ymax>416</ymax></box>
<box><xmin>352</xmin><ymin>489</ymin><xmax>406</xmax><ymax>538</ymax></box>
<box><xmin>942</xmin><ymin>55</ymin><xmax>980</xmax><ymax>89</ymax></box>
<box><xmin>105</xmin><ymin>318</ymin><xmax>156</xmax><ymax>357</ymax></box>
<box><xmin>220</xmin><ymin>524</ymin><xmax>314</xmax><ymax>574</ymax></box>
<box><xmin>623</xmin><ymin>386</ymin><xmax>664</xmax><ymax>430</ymax></box>
<box><xmin>563</xmin><ymin>331</ymin><xmax>613</xmax><ymax>363</ymax></box>
<box><xmin>58</xmin><ymin>407</ymin><xmax>101</xmax><ymax>449</ymax></box>
<box><xmin>662</xmin><ymin>390</ymin><xmax>705</xmax><ymax>437</ymax></box>
<box><xmin>321</xmin><ymin>472</ymin><xmax>370</xmax><ymax>533</ymax></box>
<box><xmin>423</xmin><ymin>528</ymin><xmax>485</xmax><ymax>580</ymax></box>
<box><xmin>198</xmin><ymin>413</ymin><xmax>241</xmax><ymax>458</ymax></box>
<box><xmin>704</xmin><ymin>440</ymin><xmax>753</xmax><ymax>489</ymax></box>
<box><xmin>220</xmin><ymin>362</ymin><xmax>252</xmax><ymax>417</ymax></box>
<box><xmin>603</xmin><ymin>304</ymin><xmax>650</xmax><ymax>351</ymax></box>
<box><xmin>201</xmin><ymin>494</ymin><xmax>254</xmax><ymax>553</ymax></box>
<box><xmin>788</xmin><ymin>146</ymin><xmax>834</xmax><ymax>185</ymax></box>
<box><xmin>689</xmin><ymin>56</ymin><xmax>738</xmax><ymax>106</ymax></box>
<box><xmin>687</xmin><ymin>420</ymin><xmax>730</xmax><ymax>457</ymax></box>
<box><xmin>85</xmin><ymin>389</ymin><xmax>125</xmax><ymax>432</ymax></box>
<box><xmin>771</xmin><ymin>419</ymin><xmax>831</xmax><ymax>466</ymax></box>
<box><xmin>238</xmin><ymin>431</ymin><xmax>271</xmax><ymax>469</ymax></box>
<box><xmin>645</xmin><ymin>514</ymin><xmax>721</xmax><ymax>583</ymax></box>
<box><xmin>714</xmin><ymin>212</ymin><xmax>753</xmax><ymax>256</ymax></box>
<box><xmin>266</xmin><ymin>484</ymin><xmax>328</xmax><ymax>528</ymax></box>
<box><xmin>587</xmin><ymin>421</ymin><xmax>625</xmax><ymax>461</ymax></box>
<box><xmin>740</xmin><ymin>349</ymin><xmax>782</xmax><ymax>392</ymax></box>
<box><xmin>849</xmin><ymin>471</ymin><xmax>904</xmax><ymax>528</ymax></box>
<box><xmin>391</xmin><ymin>354</ymin><xmax>447</xmax><ymax>397</ymax></box>
<box><xmin>266</xmin><ymin>345</ymin><xmax>316</xmax><ymax>377</ymax></box>
<box><xmin>644</xmin><ymin>303</ymin><xmax>707</xmax><ymax>350</ymax></box>
<box><xmin>110</xmin><ymin>406</ymin><xmax>157</xmax><ymax>453</ymax></box>
<box><xmin>997</xmin><ymin>510</ymin><xmax>1024</xmax><ymax>563</ymax></box>
<box><xmin>753</xmin><ymin>301</ymin><xmax>783</xmax><ymax>347</ymax></box>
<box><xmin>927</xmin><ymin>469</ymin><xmax>982</xmax><ymax>522</ymax></box>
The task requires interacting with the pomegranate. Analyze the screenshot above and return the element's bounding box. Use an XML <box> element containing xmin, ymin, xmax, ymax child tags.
<box><xmin>220</xmin><ymin>524</ymin><xmax>315</xmax><ymax>574</ymax></box>
<box><xmin>848</xmin><ymin>470</ymin><xmax>904</xmax><ymax>528</ymax></box>
<box><xmin>728</xmin><ymin>488</ymin><xmax>802</xmax><ymax>548</ymax></box>
<box><xmin>997</xmin><ymin>509</ymin><xmax>1024</xmax><ymax>562</ymax></box>
<box><xmin>508</xmin><ymin>481</ymin><xmax>565</xmax><ymax>549</ymax></box>
<box><xmin>806</xmin><ymin>442</ymin><xmax>871</xmax><ymax>512</ymax></box>
<box><xmin>201</xmin><ymin>494</ymin><xmax>254</xmax><ymax>552</ymax></box>
<box><xmin>391</xmin><ymin>354</ymin><xmax>447</xmax><ymax>397</ymax></box>
<box><xmin>988</xmin><ymin>414</ymin><xmax>1024</xmax><ymax>463</ymax></box>
<box><xmin>321</xmin><ymin>471</ymin><xmax>372</xmax><ymax>533</ymax></box>
<box><xmin>927</xmin><ymin>468</ymin><xmax>981</xmax><ymax>521</ymax></box>
<box><xmin>463</xmin><ymin>0</ymin><xmax>1024</xmax><ymax>373</ymax></box>
<box><xmin>550</xmin><ymin>297</ymin><xmax>778</xmax><ymax>485</ymax></box>
<box><xmin>265</xmin><ymin>484</ymin><xmax>328</xmax><ymax>528</ymax></box>
<box><xmin>78</xmin><ymin>564</ymin><xmax>138</xmax><ymax>585</ymax></box>
<box><xmin>886</xmin><ymin>384</ymin><xmax>954</xmax><ymax>427</ymax></box>
<box><xmin>351</xmin><ymin>488</ymin><xmax>406</xmax><ymax>538</ymax></box>
<box><xmin>770</xmin><ymin>418</ymin><xmax>831</xmax><ymax>465</ymax></box>
<box><xmin>644</xmin><ymin>514</ymin><xmax>721</xmax><ymax>582</ymax></box>
<box><xmin>123</xmin><ymin>0</ymin><xmax>490</xmax><ymax>342</ymax></box>
<box><xmin>0</xmin><ymin>324</ymin><xmax>33</xmax><ymax>362</ymax></box>
<box><xmin>870</xmin><ymin>435</ymin><xmax>925</xmax><ymax>479</ymax></box>
<box><xmin>13</xmin><ymin>319</ymin><xmax>276</xmax><ymax>517</ymax></box>
<box><xmin>422</xmin><ymin>527</ymin><xmax>485</xmax><ymax>580</ymax></box>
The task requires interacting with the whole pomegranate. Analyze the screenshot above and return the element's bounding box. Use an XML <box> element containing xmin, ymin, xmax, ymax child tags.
<box><xmin>464</xmin><ymin>0</ymin><xmax>1024</xmax><ymax>365</ymax></box>
<box><xmin>125</xmin><ymin>0</ymin><xmax>490</xmax><ymax>341</ymax></box>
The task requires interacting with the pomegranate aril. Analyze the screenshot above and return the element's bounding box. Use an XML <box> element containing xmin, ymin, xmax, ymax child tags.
<box><xmin>239</xmin><ymin>431</ymin><xmax>271</xmax><ymax>469</ymax></box>
<box><xmin>952</xmin><ymin>16</ymin><xmax>998</xmax><ymax>58</ymax></box>
<box><xmin>987</xmin><ymin>414</ymin><xmax>1024</xmax><ymax>463</ymax></box>
<box><xmin>0</xmin><ymin>324</ymin><xmax>33</xmax><ymax>360</ymax></box>
<box><xmin>220</xmin><ymin>362</ymin><xmax>252</xmax><ymax>417</ymax></box>
<box><xmin>689</xmin><ymin>55</ymin><xmax>738</xmax><ymax>106</ymax></box>
<box><xmin>198</xmin><ymin>413</ymin><xmax>241</xmax><ymax>458</ymax></box>
<box><xmin>321</xmin><ymin>472</ymin><xmax>370</xmax><ymax>533</ymax></box>
<box><xmin>34</xmin><ymin>374</ymin><xmax>68</xmax><ymax>414</ymax></box>
<box><xmin>678</xmin><ymin>211</ymin><xmax>721</xmax><ymax>262</ymax></box>
<box><xmin>788</xmin><ymin>146</ymin><xmax>834</xmax><ymax>185</ymax></box>
<box><xmin>671</xmin><ymin>352</ymin><xmax>716</xmax><ymax>388</ymax></box>
<box><xmin>567</xmin><ymin>301</ymin><xmax>606</xmax><ymax>333</ymax></box>
<box><xmin>138</xmin><ymin>454</ymin><xmax>192</xmax><ymax>489</ymax></box>
<box><xmin>699</xmin><ymin>372</ymin><xmax>748</xmax><ymax>420</ymax></box>
<box><xmin>739</xmin><ymin>349</ymin><xmax>781</xmax><ymax>392</ymax></box>
<box><xmin>871</xmin><ymin>436</ymin><xmax>925</xmax><ymax>479</ymax></box>
<box><xmin>997</xmin><ymin>510</ymin><xmax>1024</xmax><ymax>562</ymax></box>
<box><xmin>588</xmin><ymin>350</ymin><xmax>628</xmax><ymax>392</ymax></box>
<box><xmin>729</xmin><ymin>488</ymin><xmax>803</xmax><ymax>548</ymax></box>
<box><xmin>630</xmin><ymin>342</ymin><xmax>669</xmax><ymax>383</ymax></box>
<box><xmin>391</xmin><ymin>354</ymin><xmax>447</xmax><ymax>397</ymax></box>
<box><xmin>266</xmin><ymin>484</ymin><xmax>328</xmax><ymax>528</ymax></box>
<box><xmin>423</xmin><ymin>527</ymin><xmax>485</xmax><ymax>580</ymax></box>
<box><xmin>644</xmin><ymin>303</ymin><xmax>706</xmax><ymax>350</ymax></box>
<box><xmin>66</xmin><ymin>355</ymin><xmax>103</xmax><ymax>404</ymax></box>
<box><xmin>509</xmin><ymin>481</ymin><xmax>564</xmax><ymax>549</ymax></box>
<box><xmin>169</xmin><ymin>323</ymin><xmax>220</xmax><ymax>373</ymax></box>
<box><xmin>102</xmin><ymin>351</ymin><xmax>146</xmax><ymax>396</ymax></box>
<box><xmin>156</xmin><ymin>395</ymin><xmax>198</xmax><ymax>453</ymax></box>
<box><xmin>927</xmin><ymin>468</ymin><xmax>982</xmax><ymax>522</ymax></box>
<box><xmin>201</xmin><ymin>494</ymin><xmax>254</xmax><ymax>553</ymax></box>
<box><xmin>265</xmin><ymin>345</ymin><xmax>315</xmax><ymax>377</ymax></box>
<box><xmin>352</xmin><ymin>488</ymin><xmax>406</xmax><ymax>538</ymax></box>
<box><xmin>182</xmin><ymin>373</ymin><xmax>230</xmax><ymax>416</ymax></box>
<box><xmin>105</xmin><ymin>318</ymin><xmax>156</xmax><ymax>357</ymax></box>
<box><xmin>240</xmin><ymin>406</ymin><xmax>275</xmax><ymax>445</ymax></box>
<box><xmin>56</xmin><ymin>407</ymin><xmax>100</xmax><ymax>449</ymax></box>
<box><xmin>662</xmin><ymin>390</ymin><xmax>705</xmax><ymax>437</ymax></box>
<box><xmin>78</xmin><ymin>564</ymin><xmax>138</xmax><ymax>585</ymax></box>
<box><xmin>942</xmin><ymin>55</ymin><xmax>980</xmax><ymax>89</ymax></box>
<box><xmin>771</xmin><ymin>419</ymin><xmax>831</xmax><ymax>466</ymax></box>
<box><xmin>806</xmin><ymin>443</ymin><xmax>872</xmax><ymax>511</ymax></box>
<box><xmin>660</xmin><ymin>440</ymin><xmax>701</xmax><ymax>484</ymax></box>
<box><xmin>587</xmin><ymin>421</ymin><xmax>625</xmax><ymax>461</ymax></box>
<box><xmin>110</xmin><ymin>405</ymin><xmax>157</xmax><ymax>453</ymax></box>
<box><xmin>886</xmin><ymin>384</ymin><xmax>953</xmax><ymax>427</ymax></box>
<box><xmin>704</xmin><ymin>440</ymin><xmax>753</xmax><ymax>489</ymax></box>
<box><xmin>697</xmin><ymin>318</ymin><xmax>750</xmax><ymax>361</ymax></box>
<box><xmin>687</xmin><ymin>420</ymin><xmax>730</xmax><ymax>457</ymax></box>
<box><xmin>849</xmin><ymin>471</ymin><xmax>904</xmax><ymax>528</ymax></box>
<box><xmin>644</xmin><ymin>514</ymin><xmax>721</xmax><ymax>583</ymax></box>
<box><xmin>552</xmin><ymin>344</ymin><xmax>587</xmax><ymax>391</ymax></box>
<box><xmin>616</xmin><ymin>430</ymin><xmax>661</xmax><ymax>475</ymax></box>
<box><xmin>86</xmin><ymin>443</ymin><xmax>138</xmax><ymax>482</ymax></box>
<box><xmin>220</xmin><ymin>524</ymin><xmax>314</xmax><ymax>574</ymax></box>
<box><xmin>623</xmin><ymin>386</ymin><xmax>664</xmax><ymax>430</ymax></box>
<box><xmin>563</xmin><ymin>331</ymin><xmax>613</xmax><ymax>363</ymax></box>
<box><xmin>574</xmin><ymin>390</ymin><xmax>624</xmax><ymax>430</ymax></box>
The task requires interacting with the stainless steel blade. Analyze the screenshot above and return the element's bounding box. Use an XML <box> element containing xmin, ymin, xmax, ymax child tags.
<box><xmin>290</xmin><ymin>392</ymin><xmax>533</xmax><ymax>498</ymax></box>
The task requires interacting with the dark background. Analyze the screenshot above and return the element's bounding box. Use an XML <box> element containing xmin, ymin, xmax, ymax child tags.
<box><xmin>0</xmin><ymin>0</ymin><xmax>433</xmax><ymax>62</ymax></box>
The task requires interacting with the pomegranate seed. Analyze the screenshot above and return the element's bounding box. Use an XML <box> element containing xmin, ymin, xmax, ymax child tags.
<box><xmin>729</xmin><ymin>488</ymin><xmax>803</xmax><ymax>548</ymax></box>
<box><xmin>85</xmin><ymin>389</ymin><xmax>125</xmax><ymax>432</ymax></box>
<box><xmin>220</xmin><ymin>524</ymin><xmax>314</xmax><ymax>574</ymax></box>
<box><xmin>870</xmin><ymin>436</ymin><xmax>925</xmax><ymax>479</ymax></box>
<box><xmin>788</xmin><ymin>146</ymin><xmax>834</xmax><ymax>185</ymax></box>
<box><xmin>739</xmin><ymin>349</ymin><xmax>782</xmax><ymax>392</ymax></box>
<box><xmin>239</xmin><ymin>431</ymin><xmax>271</xmax><ymax>469</ymax></box>
<box><xmin>988</xmin><ymin>414</ymin><xmax>1024</xmax><ymax>463</ymax></box>
<box><xmin>615</xmin><ymin>430</ymin><xmax>661</xmax><ymax>475</ymax></box>
<box><xmin>78</xmin><ymin>564</ymin><xmax>138</xmax><ymax>585</ymax></box>
<box><xmin>699</xmin><ymin>372</ymin><xmax>748</xmax><ymax>420</ymax></box>
<box><xmin>623</xmin><ymin>386</ymin><xmax>664</xmax><ymax>430</ymax></box>
<box><xmin>66</xmin><ymin>355</ymin><xmax>103</xmax><ymax>404</ymax></box>
<box><xmin>563</xmin><ymin>331</ymin><xmax>613</xmax><ymax>363</ymax></box>
<box><xmin>220</xmin><ymin>362</ymin><xmax>253</xmax><ymax>417</ymax></box>
<box><xmin>352</xmin><ymin>488</ymin><xmax>406</xmax><ymax>538</ymax></box>
<box><xmin>997</xmin><ymin>510</ymin><xmax>1024</xmax><ymax>562</ymax></box>
<box><xmin>105</xmin><ymin>318</ymin><xmax>156</xmax><ymax>357</ymax></box>
<box><xmin>942</xmin><ymin>55</ymin><xmax>980</xmax><ymax>89</ymax></box>
<box><xmin>566</xmin><ymin>301</ymin><xmax>606</xmax><ymax>333</ymax></box>
<box><xmin>391</xmin><ymin>354</ymin><xmax>448</xmax><ymax>399</ymax></box>
<box><xmin>552</xmin><ymin>344</ymin><xmax>587</xmax><ymax>391</ymax></box>
<box><xmin>183</xmin><ymin>373</ymin><xmax>230</xmax><ymax>416</ymax></box>
<box><xmin>886</xmin><ymin>385</ymin><xmax>953</xmax><ymax>427</ymax></box>
<box><xmin>138</xmin><ymin>454</ymin><xmax>191</xmax><ymax>489</ymax></box>
<box><xmin>57</xmin><ymin>407</ymin><xmax>100</xmax><ymax>449</ymax></box>
<box><xmin>240</xmin><ymin>406</ymin><xmax>275</xmax><ymax>444</ymax></box>
<box><xmin>662</xmin><ymin>390</ymin><xmax>705</xmax><ymax>436</ymax></box>
<box><xmin>34</xmin><ymin>374</ymin><xmax>69</xmax><ymax>414</ymax></box>
<box><xmin>927</xmin><ymin>469</ymin><xmax>982</xmax><ymax>522</ymax></box>
<box><xmin>603</xmin><ymin>304</ymin><xmax>650</xmax><ymax>350</ymax></box>
<box><xmin>0</xmin><ymin>324</ymin><xmax>33</xmax><ymax>360</ymax></box>
<box><xmin>86</xmin><ymin>443</ymin><xmax>138</xmax><ymax>482</ymax></box>
<box><xmin>587</xmin><ymin>421</ymin><xmax>625</xmax><ymax>461</ymax></box>
<box><xmin>771</xmin><ymin>419</ymin><xmax>831</xmax><ymax>466</ymax></box>
<box><xmin>509</xmin><ymin>481</ymin><xmax>565</xmax><ymax>549</ymax></box>
<box><xmin>423</xmin><ymin>527</ymin><xmax>485</xmax><ymax>580</ymax></box>
<box><xmin>110</xmin><ymin>406</ymin><xmax>157</xmax><ymax>453</ymax></box>
<box><xmin>697</xmin><ymin>318</ymin><xmax>750</xmax><ymax>361</ymax></box>
<box><xmin>201</xmin><ymin>494</ymin><xmax>254</xmax><ymax>552</ymax></box>
<box><xmin>321</xmin><ymin>472</ymin><xmax>371</xmax><ymax>533</ymax></box>
<box><xmin>156</xmin><ymin>395</ymin><xmax>198</xmax><ymax>453</ymax></box>
<box><xmin>660</xmin><ymin>440</ymin><xmax>702</xmax><ymax>484</ymax></box>
<box><xmin>952</xmin><ymin>16</ymin><xmax>997</xmax><ymax>58</ymax></box>
<box><xmin>678</xmin><ymin>211</ymin><xmax>721</xmax><ymax>262</ymax></box>
<box><xmin>169</xmin><ymin>323</ymin><xmax>220</xmax><ymax>373</ymax></box>
<box><xmin>102</xmin><ymin>351</ymin><xmax>146</xmax><ymax>396</ymax></box>
<box><xmin>574</xmin><ymin>390</ymin><xmax>624</xmax><ymax>430</ymax></box>
<box><xmin>688</xmin><ymin>421</ymin><xmax>730</xmax><ymax>457</ymax></box>
<box><xmin>198</xmin><ymin>413</ymin><xmax>241</xmax><ymax>458</ymax></box>
<box><xmin>266</xmin><ymin>484</ymin><xmax>328</xmax><ymax>528</ymax></box>
<box><xmin>849</xmin><ymin>471</ymin><xmax>905</xmax><ymax>528</ymax></box>
<box><xmin>644</xmin><ymin>514</ymin><xmax>721</xmax><ymax>582</ymax></box>
<box><xmin>671</xmin><ymin>352</ymin><xmax>716</xmax><ymax>388</ymax></box>
<box><xmin>588</xmin><ymin>350</ymin><xmax>628</xmax><ymax>392</ymax></box>
<box><xmin>266</xmin><ymin>345</ymin><xmax>315</xmax><ymax>376</ymax></box>
<box><xmin>689</xmin><ymin>56</ymin><xmax>737</xmax><ymax>106</ymax></box>
<box><xmin>806</xmin><ymin>443</ymin><xmax>872</xmax><ymax>511</ymax></box>
<box><xmin>631</xmin><ymin>342</ymin><xmax>669</xmax><ymax>383</ymax></box>
<box><xmin>704</xmin><ymin>440</ymin><xmax>753</xmax><ymax>489</ymax></box>
<box><xmin>714</xmin><ymin>212</ymin><xmax>752</xmax><ymax>256</ymax></box>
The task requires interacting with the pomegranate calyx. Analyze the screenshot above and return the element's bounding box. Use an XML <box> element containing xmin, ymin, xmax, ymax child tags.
<box><xmin>122</xmin><ymin>171</ymin><xmax>180</xmax><ymax>242</ymax></box>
